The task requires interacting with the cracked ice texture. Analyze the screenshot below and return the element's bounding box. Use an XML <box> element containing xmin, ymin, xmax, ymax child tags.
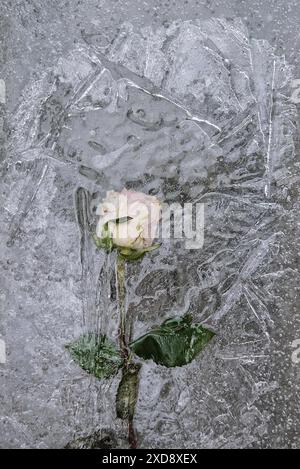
<box><xmin>0</xmin><ymin>18</ymin><xmax>299</xmax><ymax>448</ymax></box>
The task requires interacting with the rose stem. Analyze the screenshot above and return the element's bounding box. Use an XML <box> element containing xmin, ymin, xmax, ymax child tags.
<box><xmin>115</xmin><ymin>253</ymin><xmax>139</xmax><ymax>449</ymax></box>
<box><xmin>116</xmin><ymin>253</ymin><xmax>128</xmax><ymax>360</ymax></box>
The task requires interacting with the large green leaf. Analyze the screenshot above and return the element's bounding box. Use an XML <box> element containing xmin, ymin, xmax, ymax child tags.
<box><xmin>66</xmin><ymin>333</ymin><xmax>123</xmax><ymax>379</ymax></box>
<box><xmin>116</xmin><ymin>363</ymin><xmax>141</xmax><ymax>421</ymax></box>
<box><xmin>129</xmin><ymin>315</ymin><xmax>215</xmax><ymax>367</ymax></box>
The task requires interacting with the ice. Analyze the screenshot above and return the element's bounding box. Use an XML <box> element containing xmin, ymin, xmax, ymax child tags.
<box><xmin>0</xmin><ymin>15</ymin><xmax>299</xmax><ymax>449</ymax></box>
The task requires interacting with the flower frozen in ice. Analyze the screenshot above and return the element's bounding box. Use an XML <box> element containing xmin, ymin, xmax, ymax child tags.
<box><xmin>95</xmin><ymin>188</ymin><xmax>161</xmax><ymax>257</ymax></box>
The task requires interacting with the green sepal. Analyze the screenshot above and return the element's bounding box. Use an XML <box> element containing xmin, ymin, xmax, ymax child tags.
<box><xmin>92</xmin><ymin>233</ymin><xmax>113</xmax><ymax>251</ymax></box>
<box><xmin>117</xmin><ymin>243</ymin><xmax>161</xmax><ymax>262</ymax></box>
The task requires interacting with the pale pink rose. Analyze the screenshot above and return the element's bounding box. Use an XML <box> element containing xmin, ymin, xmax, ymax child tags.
<box><xmin>96</xmin><ymin>188</ymin><xmax>161</xmax><ymax>251</ymax></box>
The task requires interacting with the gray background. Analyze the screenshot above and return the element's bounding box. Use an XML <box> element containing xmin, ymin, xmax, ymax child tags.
<box><xmin>3</xmin><ymin>0</ymin><xmax>300</xmax><ymax>105</ymax></box>
<box><xmin>0</xmin><ymin>0</ymin><xmax>299</xmax><ymax>449</ymax></box>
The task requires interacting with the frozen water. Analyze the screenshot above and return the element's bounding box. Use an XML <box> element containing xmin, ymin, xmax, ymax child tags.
<box><xmin>0</xmin><ymin>10</ymin><xmax>299</xmax><ymax>449</ymax></box>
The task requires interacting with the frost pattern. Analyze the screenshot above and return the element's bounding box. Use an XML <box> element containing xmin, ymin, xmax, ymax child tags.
<box><xmin>0</xmin><ymin>18</ymin><xmax>299</xmax><ymax>448</ymax></box>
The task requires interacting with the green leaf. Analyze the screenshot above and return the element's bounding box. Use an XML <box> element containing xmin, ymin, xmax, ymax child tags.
<box><xmin>117</xmin><ymin>243</ymin><xmax>161</xmax><ymax>262</ymax></box>
<box><xmin>66</xmin><ymin>333</ymin><xmax>123</xmax><ymax>379</ymax></box>
<box><xmin>129</xmin><ymin>315</ymin><xmax>215</xmax><ymax>368</ymax></box>
<box><xmin>116</xmin><ymin>363</ymin><xmax>141</xmax><ymax>420</ymax></box>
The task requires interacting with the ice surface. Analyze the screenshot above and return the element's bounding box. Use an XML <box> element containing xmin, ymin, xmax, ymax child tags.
<box><xmin>0</xmin><ymin>15</ymin><xmax>299</xmax><ymax>448</ymax></box>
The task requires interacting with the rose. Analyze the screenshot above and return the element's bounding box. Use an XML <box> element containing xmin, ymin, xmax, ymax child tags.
<box><xmin>96</xmin><ymin>188</ymin><xmax>161</xmax><ymax>254</ymax></box>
